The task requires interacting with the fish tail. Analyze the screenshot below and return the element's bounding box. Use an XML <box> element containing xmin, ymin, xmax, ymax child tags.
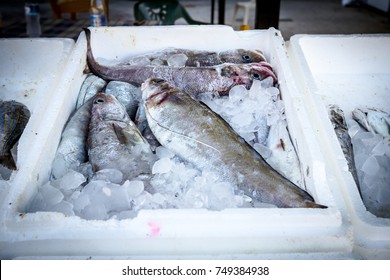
<box><xmin>0</xmin><ymin>153</ymin><xmax>17</xmax><ymax>170</ymax></box>
<box><xmin>83</xmin><ymin>28</ymin><xmax>111</xmax><ymax>81</ymax></box>
<box><xmin>304</xmin><ymin>201</ymin><xmax>328</xmax><ymax>209</ymax></box>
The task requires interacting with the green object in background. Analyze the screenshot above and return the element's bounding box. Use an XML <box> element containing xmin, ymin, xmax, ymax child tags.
<box><xmin>133</xmin><ymin>0</ymin><xmax>208</xmax><ymax>25</ymax></box>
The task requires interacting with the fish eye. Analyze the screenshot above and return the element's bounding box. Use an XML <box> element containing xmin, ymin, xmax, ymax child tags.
<box><xmin>251</xmin><ymin>72</ymin><xmax>261</xmax><ymax>80</ymax></box>
<box><xmin>242</xmin><ymin>54</ymin><xmax>252</xmax><ymax>62</ymax></box>
<box><xmin>94</xmin><ymin>98</ymin><xmax>105</xmax><ymax>104</ymax></box>
<box><xmin>153</xmin><ymin>79</ymin><xmax>165</xmax><ymax>84</ymax></box>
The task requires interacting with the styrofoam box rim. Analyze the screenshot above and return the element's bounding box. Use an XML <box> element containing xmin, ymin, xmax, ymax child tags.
<box><xmin>288</xmin><ymin>34</ymin><xmax>390</xmax><ymax>256</ymax></box>
<box><xmin>0</xmin><ymin>26</ymin><xmax>352</xmax><ymax>259</ymax></box>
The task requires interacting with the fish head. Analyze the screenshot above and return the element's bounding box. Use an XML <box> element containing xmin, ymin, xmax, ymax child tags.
<box><xmin>219</xmin><ymin>62</ymin><xmax>278</xmax><ymax>93</ymax></box>
<box><xmin>91</xmin><ymin>93</ymin><xmax>128</xmax><ymax>122</ymax></box>
<box><xmin>220</xmin><ymin>49</ymin><xmax>266</xmax><ymax>64</ymax></box>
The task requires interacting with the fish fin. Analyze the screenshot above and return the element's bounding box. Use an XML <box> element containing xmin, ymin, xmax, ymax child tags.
<box><xmin>112</xmin><ymin>123</ymin><xmax>147</xmax><ymax>147</ymax></box>
<box><xmin>0</xmin><ymin>154</ymin><xmax>17</xmax><ymax>170</ymax></box>
<box><xmin>113</xmin><ymin>123</ymin><xmax>130</xmax><ymax>145</ymax></box>
<box><xmin>305</xmin><ymin>201</ymin><xmax>327</xmax><ymax>209</ymax></box>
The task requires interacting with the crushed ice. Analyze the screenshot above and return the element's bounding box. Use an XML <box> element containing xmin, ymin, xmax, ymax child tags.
<box><xmin>347</xmin><ymin>118</ymin><xmax>390</xmax><ymax>218</ymax></box>
<box><xmin>27</xmin><ymin>77</ymin><xmax>301</xmax><ymax>220</ymax></box>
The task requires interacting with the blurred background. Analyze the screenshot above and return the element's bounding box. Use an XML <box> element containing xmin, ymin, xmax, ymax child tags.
<box><xmin>0</xmin><ymin>0</ymin><xmax>389</xmax><ymax>40</ymax></box>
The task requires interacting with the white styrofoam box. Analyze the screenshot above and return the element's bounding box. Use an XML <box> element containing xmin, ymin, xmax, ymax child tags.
<box><xmin>0</xmin><ymin>26</ymin><xmax>353</xmax><ymax>259</ymax></box>
<box><xmin>0</xmin><ymin>38</ymin><xmax>75</xmax><ymax>205</ymax></box>
<box><xmin>288</xmin><ymin>34</ymin><xmax>390</xmax><ymax>259</ymax></box>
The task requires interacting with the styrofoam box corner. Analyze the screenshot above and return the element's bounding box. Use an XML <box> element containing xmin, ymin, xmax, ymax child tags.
<box><xmin>0</xmin><ymin>27</ymin><xmax>353</xmax><ymax>259</ymax></box>
<box><xmin>288</xmin><ymin>34</ymin><xmax>390</xmax><ymax>259</ymax></box>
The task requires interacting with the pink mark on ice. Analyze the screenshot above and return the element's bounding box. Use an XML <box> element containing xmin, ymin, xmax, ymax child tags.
<box><xmin>148</xmin><ymin>222</ymin><xmax>161</xmax><ymax>237</ymax></box>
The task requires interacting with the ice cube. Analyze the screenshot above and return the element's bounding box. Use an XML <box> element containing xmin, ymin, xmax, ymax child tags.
<box><xmin>361</xmin><ymin>155</ymin><xmax>380</xmax><ymax>176</ymax></box>
<box><xmin>51</xmin><ymin>154</ymin><xmax>69</xmax><ymax>180</ymax></box>
<box><xmin>40</xmin><ymin>182</ymin><xmax>64</xmax><ymax>207</ymax></box>
<box><xmin>133</xmin><ymin>191</ymin><xmax>154</xmax><ymax>210</ymax></box>
<box><xmin>372</xmin><ymin>138</ymin><xmax>388</xmax><ymax>156</ymax></box>
<box><xmin>152</xmin><ymin>193</ymin><xmax>166</xmax><ymax>206</ymax></box>
<box><xmin>266</xmin><ymin>86</ymin><xmax>280</xmax><ymax>99</ymax></box>
<box><xmin>201</xmin><ymin>171</ymin><xmax>220</xmax><ymax>183</ymax></box>
<box><xmin>49</xmin><ymin>200</ymin><xmax>74</xmax><ymax>216</ymax></box>
<box><xmin>93</xmin><ymin>169</ymin><xmax>123</xmax><ymax>184</ymax></box>
<box><xmin>151</xmin><ymin>58</ymin><xmax>164</xmax><ymax>65</ymax></box>
<box><xmin>231</xmin><ymin>112</ymin><xmax>253</xmax><ymax>128</ymax></box>
<box><xmin>124</xmin><ymin>180</ymin><xmax>145</xmax><ymax>198</ymax></box>
<box><xmin>27</xmin><ymin>192</ymin><xmax>45</xmax><ymax>212</ymax></box>
<box><xmin>259</xmin><ymin>77</ymin><xmax>274</xmax><ymax>89</ymax></box>
<box><xmin>155</xmin><ymin>146</ymin><xmax>175</xmax><ymax>159</ymax></box>
<box><xmin>105</xmin><ymin>184</ymin><xmax>131</xmax><ymax>212</ymax></box>
<box><xmin>347</xmin><ymin>119</ymin><xmax>361</xmax><ymax>138</ymax></box>
<box><xmin>51</xmin><ymin>170</ymin><xmax>86</xmax><ymax>193</ymax></box>
<box><xmin>129</xmin><ymin>56</ymin><xmax>151</xmax><ymax>66</ymax></box>
<box><xmin>167</xmin><ymin>54</ymin><xmax>188</xmax><ymax>67</ymax></box>
<box><xmin>208</xmin><ymin>181</ymin><xmax>235</xmax><ymax>210</ymax></box>
<box><xmin>254</xmin><ymin>143</ymin><xmax>272</xmax><ymax>159</ymax></box>
<box><xmin>72</xmin><ymin>192</ymin><xmax>90</xmax><ymax>212</ymax></box>
<box><xmin>102</xmin><ymin>187</ymin><xmax>112</xmax><ymax>197</ymax></box>
<box><xmin>184</xmin><ymin>188</ymin><xmax>207</xmax><ymax>208</ymax></box>
<box><xmin>80</xmin><ymin>203</ymin><xmax>108</xmax><ymax>220</ymax></box>
<box><xmin>229</xmin><ymin>85</ymin><xmax>247</xmax><ymax>103</ymax></box>
<box><xmin>152</xmin><ymin>158</ymin><xmax>173</xmax><ymax>174</ymax></box>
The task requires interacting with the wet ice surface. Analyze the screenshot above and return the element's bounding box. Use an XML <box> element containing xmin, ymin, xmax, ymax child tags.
<box><xmin>27</xmin><ymin>78</ymin><xmax>299</xmax><ymax>220</ymax></box>
<box><xmin>347</xmin><ymin>119</ymin><xmax>390</xmax><ymax>218</ymax></box>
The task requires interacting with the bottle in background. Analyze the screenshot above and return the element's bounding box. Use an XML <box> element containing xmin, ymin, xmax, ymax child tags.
<box><xmin>25</xmin><ymin>2</ymin><xmax>42</xmax><ymax>37</ymax></box>
<box><xmin>90</xmin><ymin>0</ymin><xmax>107</xmax><ymax>27</ymax></box>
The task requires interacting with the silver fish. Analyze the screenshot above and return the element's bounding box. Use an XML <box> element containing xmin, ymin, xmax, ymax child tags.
<box><xmin>52</xmin><ymin>97</ymin><xmax>94</xmax><ymax>179</ymax></box>
<box><xmin>84</xmin><ymin>28</ymin><xmax>277</xmax><ymax>97</ymax></box>
<box><xmin>87</xmin><ymin>93</ymin><xmax>155</xmax><ymax>181</ymax></box>
<box><xmin>328</xmin><ymin>105</ymin><xmax>360</xmax><ymax>190</ymax></box>
<box><xmin>0</xmin><ymin>100</ymin><xmax>30</xmax><ymax>170</ymax></box>
<box><xmin>141</xmin><ymin>78</ymin><xmax>326</xmax><ymax>208</ymax></box>
<box><xmin>105</xmin><ymin>80</ymin><xmax>141</xmax><ymax>120</ymax></box>
<box><xmin>352</xmin><ymin>107</ymin><xmax>390</xmax><ymax>137</ymax></box>
<box><xmin>76</xmin><ymin>74</ymin><xmax>106</xmax><ymax>110</ymax></box>
<box><xmin>123</xmin><ymin>47</ymin><xmax>267</xmax><ymax>67</ymax></box>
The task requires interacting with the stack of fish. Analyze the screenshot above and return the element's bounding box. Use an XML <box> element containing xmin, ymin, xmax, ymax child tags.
<box><xmin>39</xmin><ymin>28</ymin><xmax>326</xmax><ymax>219</ymax></box>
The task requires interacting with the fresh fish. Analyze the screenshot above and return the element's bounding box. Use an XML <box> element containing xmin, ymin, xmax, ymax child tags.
<box><xmin>0</xmin><ymin>100</ymin><xmax>30</xmax><ymax>170</ymax></box>
<box><xmin>328</xmin><ymin>105</ymin><xmax>360</xmax><ymax>190</ymax></box>
<box><xmin>141</xmin><ymin>78</ymin><xmax>326</xmax><ymax>208</ymax></box>
<box><xmin>84</xmin><ymin>28</ymin><xmax>277</xmax><ymax>97</ymax></box>
<box><xmin>87</xmin><ymin>93</ymin><xmax>155</xmax><ymax>181</ymax></box>
<box><xmin>124</xmin><ymin>47</ymin><xmax>266</xmax><ymax>67</ymax></box>
<box><xmin>52</xmin><ymin>97</ymin><xmax>94</xmax><ymax>179</ymax></box>
<box><xmin>352</xmin><ymin>107</ymin><xmax>390</xmax><ymax>137</ymax></box>
<box><xmin>105</xmin><ymin>80</ymin><xmax>141</xmax><ymax>120</ymax></box>
<box><xmin>76</xmin><ymin>74</ymin><xmax>106</xmax><ymax>110</ymax></box>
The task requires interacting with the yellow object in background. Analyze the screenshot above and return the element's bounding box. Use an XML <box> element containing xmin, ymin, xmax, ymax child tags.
<box><xmin>240</xmin><ymin>25</ymin><xmax>250</xmax><ymax>30</ymax></box>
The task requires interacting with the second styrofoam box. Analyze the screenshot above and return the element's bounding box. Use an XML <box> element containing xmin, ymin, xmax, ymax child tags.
<box><xmin>289</xmin><ymin>34</ymin><xmax>390</xmax><ymax>259</ymax></box>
